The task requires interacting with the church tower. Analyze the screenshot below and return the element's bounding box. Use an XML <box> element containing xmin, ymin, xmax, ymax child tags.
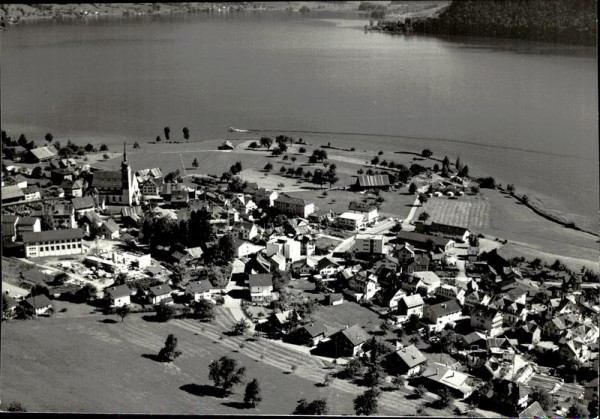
<box><xmin>121</xmin><ymin>142</ymin><xmax>132</xmax><ymax>205</ymax></box>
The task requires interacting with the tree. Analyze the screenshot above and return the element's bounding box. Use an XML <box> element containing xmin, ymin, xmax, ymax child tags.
<box><xmin>379</xmin><ymin>319</ymin><xmax>391</xmax><ymax>334</ymax></box>
<box><xmin>157</xmin><ymin>333</ymin><xmax>182</xmax><ymax>362</ymax></box>
<box><xmin>244</xmin><ymin>379</ymin><xmax>262</xmax><ymax>407</ymax></box>
<box><xmin>209</xmin><ymin>356</ymin><xmax>246</xmax><ymax>396</ymax></box>
<box><xmin>73</xmin><ymin>283</ymin><xmax>97</xmax><ymax>303</ymax></box>
<box><xmin>260</xmin><ymin>137</ymin><xmax>273</xmax><ymax>150</ymax></box>
<box><xmin>17</xmin><ymin>134</ymin><xmax>27</xmax><ymax>148</ymax></box>
<box><xmin>371</xmin><ymin>156</ymin><xmax>380</xmax><ymax>165</ymax></box>
<box><xmin>5</xmin><ymin>401</ymin><xmax>27</xmax><ymax>412</ymax></box>
<box><xmin>280</xmin><ymin>166</ymin><xmax>287</xmax><ymax>174</ymax></box>
<box><xmin>323</xmin><ymin>373</ymin><xmax>334</xmax><ymax>386</ymax></box>
<box><xmin>155</xmin><ymin>301</ymin><xmax>176</xmax><ymax>322</ymax></box>
<box><xmin>282</xmin><ymin>155</ymin><xmax>289</xmax><ymax>161</ymax></box>
<box><xmin>293</xmin><ymin>399</ymin><xmax>328</xmax><ymax>415</ymax></box>
<box><xmin>455</xmin><ymin>156</ymin><xmax>462</xmax><ymax>171</ymax></box>
<box><xmin>458</xmin><ymin>165</ymin><xmax>469</xmax><ymax>177</ymax></box>
<box><xmin>436</xmin><ymin>388</ymin><xmax>454</xmax><ymax>408</ymax></box>
<box><xmin>192</xmin><ymin>158</ymin><xmax>199</xmax><ymax>168</ymax></box>
<box><xmin>567</xmin><ymin>403</ymin><xmax>589</xmax><ymax>417</ymax></box>
<box><xmin>213</xmin><ymin>234</ymin><xmax>236</xmax><ymax>265</ymax></box>
<box><xmin>414</xmin><ymin>384</ymin><xmax>426</xmax><ymax>398</ymax></box>
<box><xmin>299</xmin><ymin>147</ymin><xmax>306</xmax><ymax>153</ymax></box>
<box><xmin>354</xmin><ymin>387</ymin><xmax>381</xmax><ymax>415</ymax></box>
<box><xmin>231</xmin><ymin>318</ymin><xmax>250</xmax><ymax>336</ymax></box>
<box><xmin>116</xmin><ymin>304</ymin><xmax>131</xmax><ymax>322</ymax></box>
<box><xmin>363</xmin><ymin>362</ymin><xmax>385</xmax><ymax>388</ymax></box>
<box><xmin>31</xmin><ymin>166</ymin><xmax>43</xmax><ymax>178</ymax></box>
<box><xmin>278</xmin><ymin>142</ymin><xmax>288</xmax><ymax>153</ymax></box>
<box><xmin>442</xmin><ymin>156</ymin><xmax>450</xmax><ymax>168</ymax></box>
<box><xmin>100</xmin><ymin>144</ymin><xmax>108</xmax><ymax>151</ymax></box>
<box><xmin>133</xmin><ymin>141</ymin><xmax>140</xmax><ymax>149</ymax></box>
<box><xmin>2</xmin><ymin>293</ymin><xmax>14</xmax><ymax>319</ymax></box>
<box><xmin>295</xmin><ymin>167</ymin><xmax>304</xmax><ymax>178</ymax></box>
<box><xmin>264</xmin><ymin>162</ymin><xmax>273</xmax><ymax>172</ymax></box>
<box><xmin>418</xmin><ymin>211</ymin><xmax>430</xmax><ymax>222</ymax></box>
<box><xmin>84</xmin><ymin>143</ymin><xmax>95</xmax><ymax>153</ymax></box>
<box><xmin>44</xmin><ymin>133</ymin><xmax>53</xmax><ymax>144</ymax></box>
<box><xmin>291</xmin><ymin>156</ymin><xmax>297</xmax><ymax>163</ymax></box>
<box><xmin>408</xmin><ymin>183</ymin><xmax>417</xmax><ymax>194</ymax></box>
<box><xmin>194</xmin><ymin>299</ymin><xmax>215</xmax><ymax>322</ymax></box>
<box><xmin>183</xmin><ymin>127</ymin><xmax>190</xmax><ymax>140</ymax></box>
<box><xmin>340</xmin><ymin>357</ymin><xmax>364</xmax><ymax>379</ymax></box>
<box><xmin>164</xmin><ymin>127</ymin><xmax>171</xmax><ymax>141</ymax></box>
<box><xmin>529</xmin><ymin>387</ymin><xmax>552</xmax><ymax>411</ymax></box>
<box><xmin>421</xmin><ymin>149</ymin><xmax>433</xmax><ymax>158</ymax></box>
<box><xmin>156</xmin><ymin>136</ymin><xmax>161</xmax><ymax>143</ymax></box>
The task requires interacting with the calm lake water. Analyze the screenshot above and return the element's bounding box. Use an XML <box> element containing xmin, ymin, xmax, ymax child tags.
<box><xmin>1</xmin><ymin>11</ymin><xmax>597</xmax><ymax>229</ymax></box>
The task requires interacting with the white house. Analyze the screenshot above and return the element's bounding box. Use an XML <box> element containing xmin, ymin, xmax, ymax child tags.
<box><xmin>104</xmin><ymin>284</ymin><xmax>132</xmax><ymax>307</ymax></box>
<box><xmin>424</xmin><ymin>300</ymin><xmax>462</xmax><ymax>333</ymax></box>
<box><xmin>248</xmin><ymin>274</ymin><xmax>274</xmax><ymax>303</ymax></box>
<box><xmin>352</xmin><ymin>234</ymin><xmax>385</xmax><ymax>255</ymax></box>
<box><xmin>348</xmin><ymin>202</ymin><xmax>379</xmax><ymax>224</ymax></box>
<box><xmin>185</xmin><ymin>281</ymin><xmax>213</xmax><ymax>302</ymax></box>
<box><xmin>148</xmin><ymin>284</ymin><xmax>173</xmax><ymax>305</ymax></box>
<box><xmin>337</xmin><ymin>212</ymin><xmax>366</xmax><ymax>230</ymax></box>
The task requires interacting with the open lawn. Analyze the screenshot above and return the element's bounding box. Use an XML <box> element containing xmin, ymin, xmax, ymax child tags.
<box><xmin>1</xmin><ymin>306</ymin><xmax>450</xmax><ymax>415</ymax></box>
<box><xmin>414</xmin><ymin>189</ymin><xmax>599</xmax><ymax>270</ymax></box>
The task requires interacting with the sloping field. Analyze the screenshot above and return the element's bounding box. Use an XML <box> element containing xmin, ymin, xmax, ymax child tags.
<box><xmin>1</xmin><ymin>307</ymin><xmax>451</xmax><ymax>415</ymax></box>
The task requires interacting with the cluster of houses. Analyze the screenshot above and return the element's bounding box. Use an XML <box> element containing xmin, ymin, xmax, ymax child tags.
<box><xmin>2</xmin><ymin>143</ymin><xmax>598</xmax><ymax>417</ymax></box>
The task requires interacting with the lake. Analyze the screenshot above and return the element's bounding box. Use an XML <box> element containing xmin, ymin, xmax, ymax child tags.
<box><xmin>1</xmin><ymin>11</ymin><xmax>597</xmax><ymax>230</ymax></box>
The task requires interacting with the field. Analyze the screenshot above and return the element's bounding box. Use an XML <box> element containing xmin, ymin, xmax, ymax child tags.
<box><xmin>415</xmin><ymin>189</ymin><xmax>599</xmax><ymax>272</ymax></box>
<box><xmin>1</xmin><ymin>307</ymin><xmax>452</xmax><ymax>415</ymax></box>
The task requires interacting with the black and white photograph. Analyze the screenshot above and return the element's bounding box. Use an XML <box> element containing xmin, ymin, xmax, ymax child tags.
<box><xmin>0</xmin><ymin>1</ymin><xmax>598</xmax><ymax>416</ymax></box>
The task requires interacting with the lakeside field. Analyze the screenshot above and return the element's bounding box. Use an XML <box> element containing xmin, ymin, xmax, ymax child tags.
<box><xmin>0</xmin><ymin>306</ymin><xmax>451</xmax><ymax>415</ymax></box>
<box><xmin>413</xmin><ymin>189</ymin><xmax>599</xmax><ymax>272</ymax></box>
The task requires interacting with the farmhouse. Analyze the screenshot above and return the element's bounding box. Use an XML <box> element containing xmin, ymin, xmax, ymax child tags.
<box><xmin>396</xmin><ymin>230</ymin><xmax>455</xmax><ymax>252</ymax></box>
<box><xmin>470</xmin><ymin>305</ymin><xmax>504</xmax><ymax>337</ymax></box>
<box><xmin>185</xmin><ymin>281</ymin><xmax>213</xmax><ymax>302</ymax></box>
<box><xmin>22</xmin><ymin>228</ymin><xmax>84</xmax><ymax>258</ymax></box>
<box><xmin>1</xmin><ymin>185</ymin><xmax>25</xmax><ymax>204</ymax></box>
<box><xmin>72</xmin><ymin>196</ymin><xmax>96</xmax><ymax>217</ymax></box>
<box><xmin>292</xmin><ymin>322</ymin><xmax>328</xmax><ymax>347</ymax></box>
<box><xmin>415</xmin><ymin>221</ymin><xmax>470</xmax><ymax>242</ymax></box>
<box><xmin>2</xmin><ymin>214</ymin><xmax>19</xmax><ymax>243</ymax></box>
<box><xmin>15</xmin><ymin>216</ymin><xmax>42</xmax><ymax>239</ymax></box>
<box><xmin>424</xmin><ymin>300</ymin><xmax>462</xmax><ymax>332</ymax></box>
<box><xmin>420</xmin><ymin>362</ymin><xmax>474</xmax><ymax>399</ymax></box>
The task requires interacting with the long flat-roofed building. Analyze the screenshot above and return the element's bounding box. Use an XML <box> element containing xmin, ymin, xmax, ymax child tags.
<box><xmin>22</xmin><ymin>228</ymin><xmax>85</xmax><ymax>258</ymax></box>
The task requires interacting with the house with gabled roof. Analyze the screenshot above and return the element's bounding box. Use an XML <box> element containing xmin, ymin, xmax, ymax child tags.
<box><xmin>292</xmin><ymin>322</ymin><xmax>328</xmax><ymax>347</ymax></box>
<box><xmin>316</xmin><ymin>256</ymin><xmax>341</xmax><ymax>278</ymax></box>
<box><xmin>420</xmin><ymin>362</ymin><xmax>474</xmax><ymax>399</ymax></box>
<box><xmin>99</xmin><ymin>219</ymin><xmax>120</xmax><ymax>240</ymax></box>
<box><xmin>355</xmin><ymin>174</ymin><xmax>391</xmax><ymax>190</ymax></box>
<box><xmin>2</xmin><ymin>214</ymin><xmax>20</xmax><ymax>243</ymax></box>
<box><xmin>348</xmin><ymin>201</ymin><xmax>379</xmax><ymax>224</ymax></box>
<box><xmin>397</xmin><ymin>294</ymin><xmax>425</xmax><ymax>318</ymax></box>
<box><xmin>248</xmin><ymin>274</ymin><xmax>274</xmax><ymax>303</ymax></box>
<box><xmin>148</xmin><ymin>284</ymin><xmax>173</xmax><ymax>305</ymax></box>
<box><xmin>185</xmin><ymin>281</ymin><xmax>213</xmax><ymax>302</ymax></box>
<box><xmin>20</xmin><ymin>294</ymin><xmax>53</xmax><ymax>315</ymax></box>
<box><xmin>25</xmin><ymin>145</ymin><xmax>57</xmax><ymax>163</ymax></box>
<box><xmin>274</xmin><ymin>194</ymin><xmax>315</xmax><ymax>218</ymax></box>
<box><xmin>72</xmin><ymin>196</ymin><xmax>96</xmax><ymax>217</ymax></box>
<box><xmin>518</xmin><ymin>401</ymin><xmax>546</xmax><ymax>418</ymax></box>
<box><xmin>470</xmin><ymin>305</ymin><xmax>504</xmax><ymax>337</ymax></box>
<box><xmin>104</xmin><ymin>284</ymin><xmax>132</xmax><ymax>307</ymax></box>
<box><xmin>332</xmin><ymin>324</ymin><xmax>370</xmax><ymax>357</ymax></box>
<box><xmin>387</xmin><ymin>344</ymin><xmax>428</xmax><ymax>376</ymax></box>
<box><xmin>424</xmin><ymin>300</ymin><xmax>462</xmax><ymax>333</ymax></box>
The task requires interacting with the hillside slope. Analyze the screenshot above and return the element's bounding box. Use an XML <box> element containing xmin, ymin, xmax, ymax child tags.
<box><xmin>412</xmin><ymin>0</ymin><xmax>596</xmax><ymax>46</ymax></box>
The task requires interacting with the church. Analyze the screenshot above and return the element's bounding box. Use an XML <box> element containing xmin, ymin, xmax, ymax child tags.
<box><xmin>92</xmin><ymin>144</ymin><xmax>140</xmax><ymax>206</ymax></box>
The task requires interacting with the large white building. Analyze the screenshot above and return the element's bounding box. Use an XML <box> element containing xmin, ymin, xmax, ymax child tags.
<box><xmin>352</xmin><ymin>234</ymin><xmax>385</xmax><ymax>254</ymax></box>
<box><xmin>22</xmin><ymin>228</ymin><xmax>85</xmax><ymax>258</ymax></box>
<box><xmin>337</xmin><ymin>212</ymin><xmax>366</xmax><ymax>230</ymax></box>
<box><xmin>274</xmin><ymin>194</ymin><xmax>315</xmax><ymax>218</ymax></box>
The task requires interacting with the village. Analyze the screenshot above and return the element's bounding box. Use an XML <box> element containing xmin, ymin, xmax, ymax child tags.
<box><xmin>1</xmin><ymin>131</ymin><xmax>599</xmax><ymax>417</ymax></box>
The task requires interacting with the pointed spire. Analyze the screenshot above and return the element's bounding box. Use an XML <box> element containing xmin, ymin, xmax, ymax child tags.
<box><xmin>123</xmin><ymin>141</ymin><xmax>127</xmax><ymax>162</ymax></box>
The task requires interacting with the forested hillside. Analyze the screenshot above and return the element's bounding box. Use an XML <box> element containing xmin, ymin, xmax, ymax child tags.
<box><xmin>412</xmin><ymin>0</ymin><xmax>596</xmax><ymax>46</ymax></box>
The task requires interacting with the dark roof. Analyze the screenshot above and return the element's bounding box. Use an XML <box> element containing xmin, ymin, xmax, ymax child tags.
<box><xmin>301</xmin><ymin>322</ymin><xmax>327</xmax><ymax>338</ymax></box>
<box><xmin>22</xmin><ymin>228</ymin><xmax>84</xmax><ymax>244</ymax></box>
<box><xmin>426</xmin><ymin>300</ymin><xmax>461</xmax><ymax>318</ymax></box>
<box><xmin>72</xmin><ymin>196</ymin><xmax>96</xmax><ymax>210</ymax></box>
<box><xmin>357</xmin><ymin>174</ymin><xmax>390</xmax><ymax>188</ymax></box>
<box><xmin>429</xmin><ymin>222</ymin><xmax>469</xmax><ymax>236</ymax></box>
<box><xmin>396</xmin><ymin>231</ymin><xmax>453</xmax><ymax>248</ymax></box>
<box><xmin>149</xmin><ymin>284</ymin><xmax>172</xmax><ymax>297</ymax></box>
<box><xmin>249</xmin><ymin>274</ymin><xmax>272</xmax><ymax>288</ymax></box>
<box><xmin>17</xmin><ymin>216</ymin><xmax>39</xmax><ymax>226</ymax></box>
<box><xmin>338</xmin><ymin>324</ymin><xmax>369</xmax><ymax>347</ymax></box>
<box><xmin>23</xmin><ymin>185</ymin><xmax>40</xmax><ymax>194</ymax></box>
<box><xmin>105</xmin><ymin>284</ymin><xmax>131</xmax><ymax>299</ymax></box>
<box><xmin>471</xmin><ymin>305</ymin><xmax>500</xmax><ymax>320</ymax></box>
<box><xmin>394</xmin><ymin>344</ymin><xmax>427</xmax><ymax>368</ymax></box>
<box><xmin>102</xmin><ymin>219</ymin><xmax>120</xmax><ymax>234</ymax></box>
<box><xmin>276</xmin><ymin>194</ymin><xmax>311</xmax><ymax>206</ymax></box>
<box><xmin>186</xmin><ymin>281</ymin><xmax>212</xmax><ymax>294</ymax></box>
<box><xmin>22</xmin><ymin>294</ymin><xmax>52</xmax><ymax>309</ymax></box>
<box><xmin>2</xmin><ymin>214</ymin><xmax>19</xmax><ymax>224</ymax></box>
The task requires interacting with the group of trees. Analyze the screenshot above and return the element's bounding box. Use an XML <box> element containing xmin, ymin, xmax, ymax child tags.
<box><xmin>412</xmin><ymin>0</ymin><xmax>596</xmax><ymax>46</ymax></box>
<box><xmin>308</xmin><ymin>149</ymin><xmax>327</xmax><ymax>164</ymax></box>
<box><xmin>156</xmin><ymin>126</ymin><xmax>191</xmax><ymax>143</ymax></box>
